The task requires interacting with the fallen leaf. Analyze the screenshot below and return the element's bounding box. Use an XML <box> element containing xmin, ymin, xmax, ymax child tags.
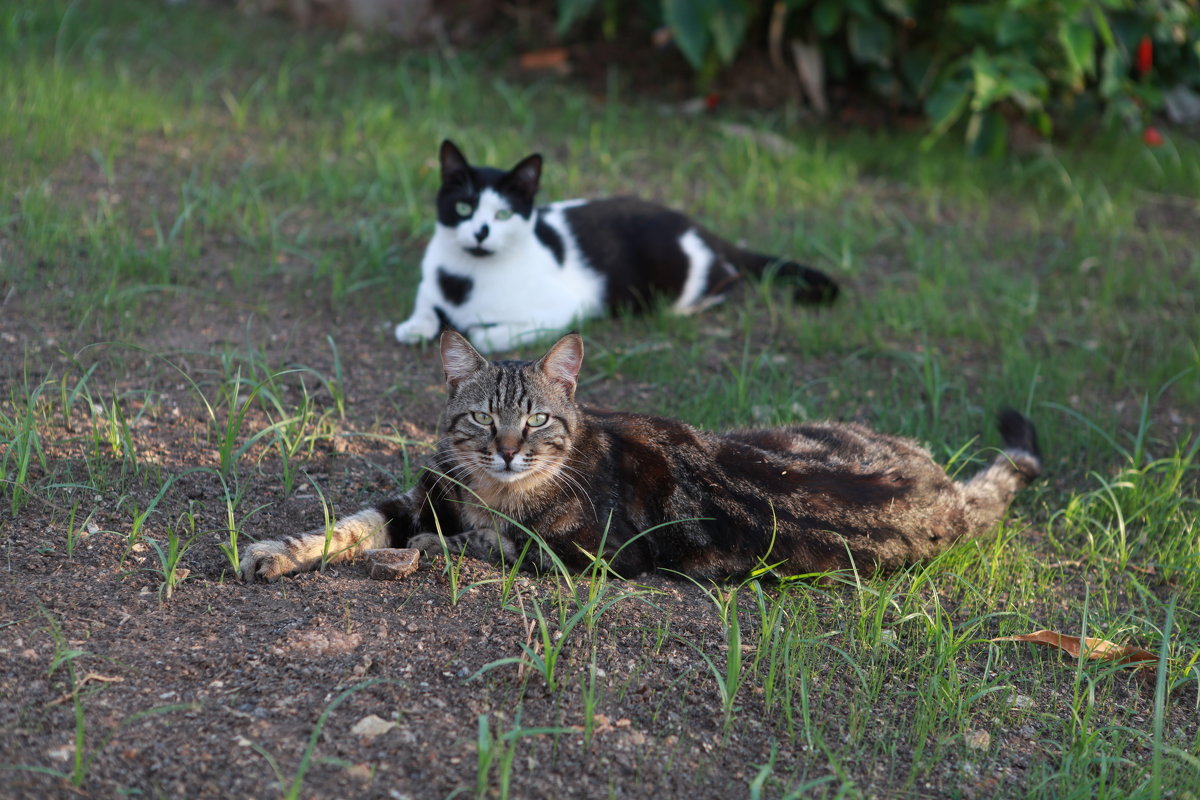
<box><xmin>992</xmin><ymin>630</ymin><xmax>1156</xmax><ymax>668</ymax></box>
<box><xmin>47</xmin><ymin>672</ymin><xmax>125</xmax><ymax>706</ymax></box>
<box><xmin>518</xmin><ymin>48</ymin><xmax>569</xmax><ymax>74</ymax></box>
<box><xmin>350</xmin><ymin>714</ymin><xmax>397</xmax><ymax>740</ymax></box>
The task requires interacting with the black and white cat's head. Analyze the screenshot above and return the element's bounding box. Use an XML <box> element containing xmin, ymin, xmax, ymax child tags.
<box><xmin>436</xmin><ymin>140</ymin><xmax>542</xmax><ymax>258</ymax></box>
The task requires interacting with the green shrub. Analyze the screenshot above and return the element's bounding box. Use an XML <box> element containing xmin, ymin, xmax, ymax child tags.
<box><xmin>556</xmin><ymin>0</ymin><xmax>1200</xmax><ymax>153</ymax></box>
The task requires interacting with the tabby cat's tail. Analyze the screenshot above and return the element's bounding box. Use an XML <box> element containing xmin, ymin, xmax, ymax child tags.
<box><xmin>734</xmin><ymin>250</ymin><xmax>840</xmax><ymax>305</ymax></box>
<box><xmin>959</xmin><ymin>409</ymin><xmax>1042</xmax><ymax>538</ymax></box>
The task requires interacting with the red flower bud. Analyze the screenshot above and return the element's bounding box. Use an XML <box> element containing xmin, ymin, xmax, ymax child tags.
<box><xmin>1136</xmin><ymin>36</ymin><xmax>1153</xmax><ymax>75</ymax></box>
<box><xmin>1142</xmin><ymin>127</ymin><xmax>1163</xmax><ymax>147</ymax></box>
<box><xmin>705</xmin><ymin>93</ymin><xmax>720</xmax><ymax>111</ymax></box>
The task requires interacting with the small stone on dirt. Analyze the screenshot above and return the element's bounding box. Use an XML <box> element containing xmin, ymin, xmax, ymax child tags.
<box><xmin>365</xmin><ymin>548</ymin><xmax>420</xmax><ymax>580</ymax></box>
<box><xmin>345</xmin><ymin>762</ymin><xmax>374</xmax><ymax>780</ymax></box>
<box><xmin>965</xmin><ymin>729</ymin><xmax>991</xmax><ymax>751</ymax></box>
<box><xmin>48</xmin><ymin>745</ymin><xmax>75</xmax><ymax>761</ymax></box>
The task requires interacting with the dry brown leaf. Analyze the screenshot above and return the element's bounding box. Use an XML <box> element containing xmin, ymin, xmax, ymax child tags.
<box><xmin>518</xmin><ymin>48</ymin><xmax>570</xmax><ymax>74</ymax></box>
<box><xmin>992</xmin><ymin>630</ymin><xmax>1156</xmax><ymax>668</ymax></box>
<box><xmin>46</xmin><ymin>672</ymin><xmax>125</xmax><ymax>707</ymax></box>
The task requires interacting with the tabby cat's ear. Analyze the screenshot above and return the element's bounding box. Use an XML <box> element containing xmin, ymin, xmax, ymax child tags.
<box><xmin>503</xmin><ymin>153</ymin><xmax>542</xmax><ymax>199</ymax></box>
<box><xmin>439</xmin><ymin>140</ymin><xmax>470</xmax><ymax>185</ymax></box>
<box><xmin>440</xmin><ymin>330</ymin><xmax>488</xmax><ymax>389</ymax></box>
<box><xmin>536</xmin><ymin>333</ymin><xmax>584</xmax><ymax>399</ymax></box>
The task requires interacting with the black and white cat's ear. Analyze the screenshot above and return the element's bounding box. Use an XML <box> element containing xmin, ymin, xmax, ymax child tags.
<box><xmin>536</xmin><ymin>333</ymin><xmax>584</xmax><ymax>398</ymax></box>
<box><xmin>503</xmin><ymin>153</ymin><xmax>542</xmax><ymax>199</ymax></box>
<box><xmin>439</xmin><ymin>140</ymin><xmax>471</xmax><ymax>185</ymax></box>
<box><xmin>440</xmin><ymin>330</ymin><xmax>489</xmax><ymax>389</ymax></box>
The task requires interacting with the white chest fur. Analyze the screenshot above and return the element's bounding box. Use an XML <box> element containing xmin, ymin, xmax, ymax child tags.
<box><xmin>395</xmin><ymin>198</ymin><xmax>605</xmax><ymax>353</ymax></box>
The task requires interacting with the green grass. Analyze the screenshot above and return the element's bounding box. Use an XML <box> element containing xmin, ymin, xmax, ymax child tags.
<box><xmin>2</xmin><ymin>1</ymin><xmax>1198</xmax><ymax>798</ymax></box>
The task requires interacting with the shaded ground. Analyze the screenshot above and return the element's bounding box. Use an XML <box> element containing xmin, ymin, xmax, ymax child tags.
<box><xmin>0</xmin><ymin>291</ymin><xmax>840</xmax><ymax>799</ymax></box>
<box><xmin>3</xmin><ymin>269</ymin><xmax>1197</xmax><ymax>798</ymax></box>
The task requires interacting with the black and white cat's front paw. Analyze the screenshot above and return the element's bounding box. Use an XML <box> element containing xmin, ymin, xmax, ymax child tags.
<box><xmin>394</xmin><ymin>317</ymin><xmax>440</xmax><ymax>345</ymax></box>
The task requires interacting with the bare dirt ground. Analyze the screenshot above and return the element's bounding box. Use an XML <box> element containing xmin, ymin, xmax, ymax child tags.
<box><xmin>0</xmin><ymin>286</ymin><xmax>842</xmax><ymax>799</ymax></box>
<box><xmin>3</xmin><ymin>266</ymin><xmax>1196</xmax><ymax>799</ymax></box>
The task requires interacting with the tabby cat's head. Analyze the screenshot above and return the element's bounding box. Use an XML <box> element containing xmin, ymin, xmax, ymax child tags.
<box><xmin>437</xmin><ymin>139</ymin><xmax>541</xmax><ymax>259</ymax></box>
<box><xmin>438</xmin><ymin>331</ymin><xmax>582</xmax><ymax>488</ymax></box>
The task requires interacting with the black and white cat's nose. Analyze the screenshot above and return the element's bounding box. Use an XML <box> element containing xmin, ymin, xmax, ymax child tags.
<box><xmin>474</xmin><ymin>224</ymin><xmax>490</xmax><ymax>243</ymax></box>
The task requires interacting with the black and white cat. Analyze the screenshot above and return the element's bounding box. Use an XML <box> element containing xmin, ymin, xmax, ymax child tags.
<box><xmin>393</xmin><ymin>140</ymin><xmax>840</xmax><ymax>353</ymax></box>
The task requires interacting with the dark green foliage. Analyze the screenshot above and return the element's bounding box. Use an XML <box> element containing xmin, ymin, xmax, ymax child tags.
<box><xmin>557</xmin><ymin>0</ymin><xmax>1200</xmax><ymax>152</ymax></box>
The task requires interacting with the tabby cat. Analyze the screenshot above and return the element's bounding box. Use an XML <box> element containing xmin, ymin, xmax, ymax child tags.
<box><xmin>240</xmin><ymin>332</ymin><xmax>1041</xmax><ymax>582</ymax></box>
<box><xmin>392</xmin><ymin>140</ymin><xmax>839</xmax><ymax>353</ymax></box>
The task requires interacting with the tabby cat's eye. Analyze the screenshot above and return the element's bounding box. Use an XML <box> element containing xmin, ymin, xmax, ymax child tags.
<box><xmin>455</xmin><ymin>201</ymin><xmax>473</xmax><ymax>217</ymax></box>
<box><xmin>527</xmin><ymin>413</ymin><xmax>549</xmax><ymax>427</ymax></box>
<box><xmin>495</xmin><ymin>209</ymin><xmax>513</xmax><ymax>221</ymax></box>
<box><xmin>470</xmin><ymin>411</ymin><xmax>493</xmax><ymax>425</ymax></box>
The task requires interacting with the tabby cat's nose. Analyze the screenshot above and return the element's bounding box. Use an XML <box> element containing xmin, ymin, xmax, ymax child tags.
<box><xmin>498</xmin><ymin>446</ymin><xmax>518</xmax><ymax>465</ymax></box>
<box><xmin>475</xmin><ymin>224</ymin><xmax>489</xmax><ymax>243</ymax></box>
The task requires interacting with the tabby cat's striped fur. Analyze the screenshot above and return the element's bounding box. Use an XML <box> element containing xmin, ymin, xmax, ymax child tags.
<box><xmin>240</xmin><ymin>332</ymin><xmax>1041</xmax><ymax>582</ymax></box>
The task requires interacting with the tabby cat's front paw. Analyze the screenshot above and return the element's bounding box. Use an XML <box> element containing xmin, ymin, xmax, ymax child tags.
<box><xmin>407</xmin><ymin>533</ymin><xmax>444</xmax><ymax>554</ymax></box>
<box><xmin>240</xmin><ymin>540</ymin><xmax>302</xmax><ymax>582</ymax></box>
<box><xmin>394</xmin><ymin>318</ymin><xmax>438</xmax><ymax>345</ymax></box>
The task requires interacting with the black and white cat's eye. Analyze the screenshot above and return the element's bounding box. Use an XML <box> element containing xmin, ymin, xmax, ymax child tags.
<box><xmin>527</xmin><ymin>412</ymin><xmax>549</xmax><ymax>427</ymax></box>
<box><xmin>455</xmin><ymin>201</ymin><xmax>473</xmax><ymax>217</ymax></box>
<box><xmin>495</xmin><ymin>209</ymin><xmax>513</xmax><ymax>221</ymax></box>
<box><xmin>470</xmin><ymin>411</ymin><xmax>494</xmax><ymax>425</ymax></box>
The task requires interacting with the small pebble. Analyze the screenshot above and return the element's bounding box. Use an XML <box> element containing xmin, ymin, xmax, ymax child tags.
<box><xmin>364</xmin><ymin>548</ymin><xmax>420</xmax><ymax>581</ymax></box>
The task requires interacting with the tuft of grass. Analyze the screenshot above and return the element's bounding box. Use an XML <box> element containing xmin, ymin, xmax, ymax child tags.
<box><xmin>472</xmin><ymin>712</ymin><xmax>572</xmax><ymax>800</ymax></box>
<box><xmin>0</xmin><ymin>609</ymin><xmax>193</xmax><ymax>789</ymax></box>
<box><xmin>0</xmin><ymin>363</ymin><xmax>50</xmax><ymax>515</ymax></box>
<box><xmin>144</xmin><ymin>509</ymin><xmax>202</xmax><ymax>601</ymax></box>
<box><xmin>248</xmin><ymin>679</ymin><xmax>395</xmax><ymax>800</ymax></box>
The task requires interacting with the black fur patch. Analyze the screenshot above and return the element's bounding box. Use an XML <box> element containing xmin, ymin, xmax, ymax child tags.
<box><xmin>562</xmin><ymin>197</ymin><xmax>693</xmax><ymax>312</ymax></box>
<box><xmin>433</xmin><ymin>306</ymin><xmax>457</xmax><ymax>334</ymax></box>
<box><xmin>437</xmin><ymin>268</ymin><xmax>473</xmax><ymax>306</ymax></box>
<box><xmin>534</xmin><ymin>213</ymin><xmax>565</xmax><ymax>265</ymax></box>
<box><xmin>998</xmin><ymin>409</ymin><xmax>1041</xmax><ymax>458</ymax></box>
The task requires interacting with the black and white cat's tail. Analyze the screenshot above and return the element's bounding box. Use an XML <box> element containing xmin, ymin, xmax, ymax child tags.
<box><xmin>957</xmin><ymin>409</ymin><xmax>1042</xmax><ymax>540</ymax></box>
<box><xmin>733</xmin><ymin>250</ymin><xmax>840</xmax><ymax>305</ymax></box>
<box><xmin>997</xmin><ymin>408</ymin><xmax>1042</xmax><ymax>476</ymax></box>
